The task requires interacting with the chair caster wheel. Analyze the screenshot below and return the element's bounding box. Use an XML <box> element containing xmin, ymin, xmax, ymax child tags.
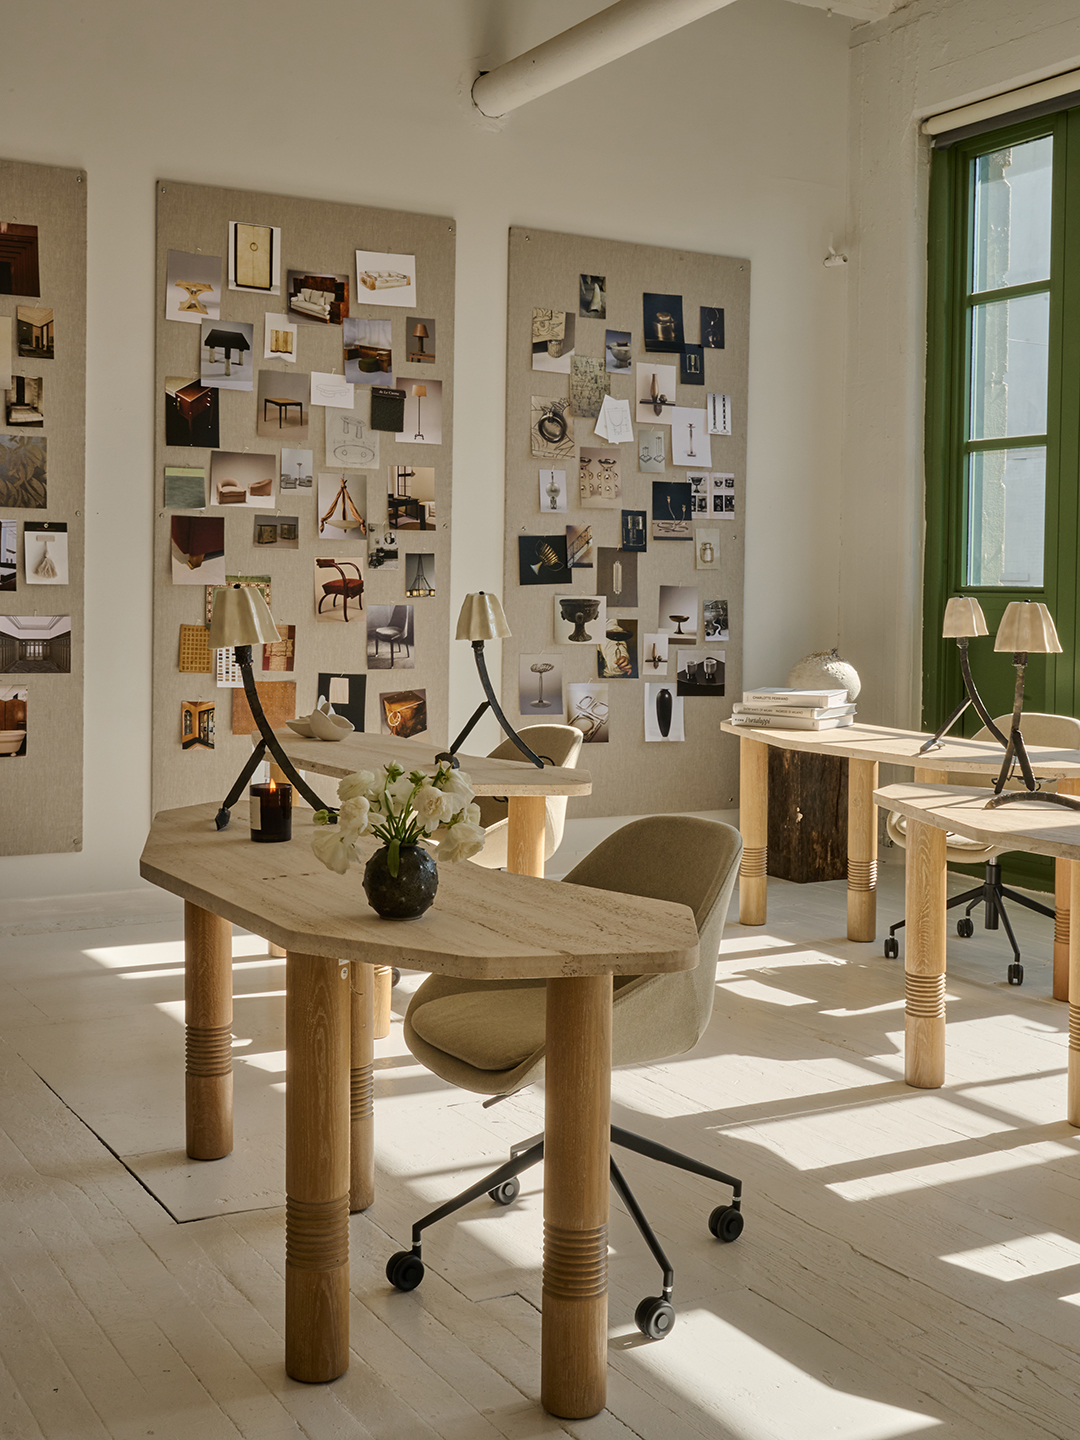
<box><xmin>1008</xmin><ymin>962</ymin><xmax>1024</xmax><ymax>986</ymax></box>
<box><xmin>708</xmin><ymin>1204</ymin><xmax>744</xmax><ymax>1243</ymax></box>
<box><xmin>957</xmin><ymin>918</ymin><xmax>974</xmax><ymax>938</ymax></box>
<box><xmin>635</xmin><ymin>1295</ymin><xmax>675</xmax><ymax>1339</ymax></box>
<box><xmin>386</xmin><ymin>1250</ymin><xmax>425</xmax><ymax>1291</ymax></box>
<box><xmin>488</xmin><ymin>1178</ymin><xmax>520</xmax><ymax>1206</ymax></box>
<box><xmin>883</xmin><ymin>937</ymin><xmax>899</xmax><ymax>959</ymax></box>
<box><xmin>391</xmin><ymin>967</ymin><xmax>401</xmax><ymax>986</ymax></box>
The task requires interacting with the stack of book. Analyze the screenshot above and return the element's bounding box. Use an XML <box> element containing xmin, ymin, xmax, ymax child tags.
<box><xmin>729</xmin><ymin>687</ymin><xmax>856</xmax><ymax>730</ymax></box>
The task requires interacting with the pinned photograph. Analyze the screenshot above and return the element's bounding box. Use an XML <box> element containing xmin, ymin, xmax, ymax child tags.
<box><xmin>171</xmin><ymin>515</ymin><xmax>225</xmax><ymax>585</ymax></box>
<box><xmin>519</xmin><ymin>654</ymin><xmax>564</xmax><ymax>715</ymax></box>
<box><xmin>0</xmin><ymin>686</ymin><xmax>27</xmax><ymax>755</ymax></box>
<box><xmin>367</xmin><ymin>604</ymin><xmax>415</xmax><ymax>669</ymax></box>
<box><xmin>570</xmin><ymin>355</ymin><xmax>610</xmax><ymax>419</ymax></box>
<box><xmin>262</xmin><ymin>624</ymin><xmax>295</xmax><ymax>673</ymax></box>
<box><xmin>165</xmin><ymin>250</ymin><xmax>221</xmax><ymax>325</ymax></box>
<box><xmin>701</xmin><ymin>306</ymin><xmax>725</xmax><ymax>349</ymax></box>
<box><xmin>368</xmin><ymin>530</ymin><xmax>399</xmax><ymax>570</ymax></box>
<box><xmin>318</xmin><ymin>471</ymin><xmax>367</xmax><ymax>539</ymax></box>
<box><xmin>658</xmin><ymin>584</ymin><xmax>699</xmax><ymax>643</ymax></box>
<box><xmin>531</xmin><ymin>396</ymin><xmax>574</xmax><ymax>459</ymax></box>
<box><xmin>280</xmin><ymin>448</ymin><xmax>313</xmax><ymax>491</ymax></box>
<box><xmin>680</xmin><ymin>344</ymin><xmax>705</xmax><ymax>386</ymax></box>
<box><xmin>311</xmin><ymin>372</ymin><xmax>354</xmax><ymax>408</ymax></box>
<box><xmin>642</xmin><ymin>632</ymin><xmax>669</xmax><ymax>675</ymax></box>
<box><xmin>637</xmin><ymin>428</ymin><xmax>666</xmax><ymax>473</ymax></box>
<box><xmin>645</xmin><ymin>684</ymin><xmax>684</xmax><ymax>742</ymax></box>
<box><xmin>263</xmin><ymin>312</ymin><xmax>297</xmax><ymax>361</ymax></box>
<box><xmin>598</xmin><ymin>616</ymin><xmax>638</xmax><ymax>679</ymax></box>
<box><xmin>24</xmin><ymin>522</ymin><xmax>67</xmax><ymax>585</ymax></box>
<box><xmin>566</xmin><ymin>522</ymin><xmax>594</xmax><ymax>568</ymax></box>
<box><xmin>231</xmin><ymin>682</ymin><xmax>295</xmax><ymax>734</ymax></box>
<box><xmin>370</xmin><ymin>385</ymin><xmax>405</xmax><ymax>432</ymax></box>
<box><xmin>518</xmin><ymin>534</ymin><xmax>571</xmax><ymax>586</ymax></box>
<box><xmin>407</xmin><ymin>316</ymin><xmax>436</xmax><ymax>364</ymax></box>
<box><xmin>532</xmin><ymin>309</ymin><xmax>576</xmax><ymax>373</ymax></box>
<box><xmin>703</xmin><ymin>598</ymin><xmax>729</xmax><ymax>642</ymax></box>
<box><xmin>405</xmin><ymin>552</ymin><xmax>436</xmax><ymax>597</ymax></box>
<box><xmin>695</xmin><ymin>525</ymin><xmax>721</xmax><ymax>569</ymax></box>
<box><xmin>200</xmin><ymin>319</ymin><xmax>253</xmax><ymax>391</ymax></box>
<box><xmin>635</xmin><ymin>363</ymin><xmax>677</xmax><ymax>422</ymax></box>
<box><xmin>0</xmin><ymin>519</ymin><xmax>15</xmax><ymax>590</ymax></box>
<box><xmin>605</xmin><ymin>328</ymin><xmax>631</xmax><ymax>372</ymax></box>
<box><xmin>253</xmin><ymin>515</ymin><xmax>299</xmax><ymax>550</ymax></box>
<box><xmin>642</xmin><ymin>292</ymin><xmax>684</xmax><ymax>353</ymax></box>
<box><xmin>17</xmin><ymin>306</ymin><xmax>53</xmax><ymax>358</ymax></box>
<box><xmin>553</xmin><ymin>593</ymin><xmax>606</xmax><ymax>646</ymax></box>
<box><xmin>676</xmin><ymin>647</ymin><xmax>725</xmax><ymax>697</ymax></box>
<box><xmin>395</xmin><ymin>377</ymin><xmax>442</xmax><ymax>445</ymax></box>
<box><xmin>568</xmin><ymin>682</ymin><xmax>608</xmax><ymax>743</ymax></box>
<box><xmin>620</xmin><ymin>510</ymin><xmax>647</xmax><ymax>552</ymax></box>
<box><xmin>319</xmin><ymin>672</ymin><xmax>367</xmax><ymax>732</ymax></box>
<box><xmin>228</xmin><ymin>221</ymin><xmax>281</xmax><ymax>294</ymax></box>
<box><xmin>0</xmin><ymin>436</ymin><xmax>46</xmax><ymax>509</ymax></box>
<box><xmin>580</xmin><ymin>275</ymin><xmax>606</xmax><ymax>318</ymax></box>
<box><xmin>712</xmin><ymin>471</ymin><xmax>737</xmax><ymax>517</ymax></box>
<box><xmin>165</xmin><ymin>376</ymin><xmax>218</xmax><ymax>448</ymax></box>
<box><xmin>539</xmin><ymin>468</ymin><xmax>567</xmax><ymax>512</ymax></box>
<box><xmin>670</xmin><ymin>407</ymin><xmax>711</xmax><ymax>467</ymax></box>
<box><xmin>164</xmin><ymin>467</ymin><xmax>206</xmax><ymax>509</ymax></box>
<box><xmin>178</xmin><ymin>624</ymin><xmax>212</xmax><ymax>674</ymax></box>
<box><xmin>596</xmin><ymin>546</ymin><xmax>638</xmax><ymax>608</ymax></box>
<box><xmin>651</xmin><ymin>479</ymin><xmax>692</xmax><ymax>540</ymax></box>
<box><xmin>287</xmin><ymin>270</ymin><xmax>348</xmax><ymax>325</ymax></box>
<box><xmin>380</xmin><ymin>688</ymin><xmax>427</xmax><ymax>737</ymax></box>
<box><xmin>0</xmin><ymin>224</ymin><xmax>39</xmax><ymax>296</ymax></box>
<box><xmin>356</xmin><ymin>250</ymin><xmax>416</xmax><ymax>305</ymax></box>
<box><xmin>708</xmin><ymin>393</ymin><xmax>731</xmax><ymax>434</ymax></box>
<box><xmin>388</xmin><ymin>464</ymin><xmax>435</xmax><ymax>529</ymax></box>
<box><xmin>0</xmin><ymin>614</ymin><xmax>71</xmax><ymax>673</ymax></box>
<box><xmin>343</xmin><ymin>317</ymin><xmax>392</xmax><ymax>384</ymax></box>
<box><xmin>688</xmin><ymin>470</ymin><xmax>710</xmax><ymax>514</ymax></box>
<box><xmin>256</xmin><ymin>369</ymin><xmax>309</xmax><ymax>440</ymax></box>
<box><xmin>204</xmin><ymin>575</ymin><xmax>271</xmax><ymax>627</ymax></box>
<box><xmin>5</xmin><ymin>376</ymin><xmax>43</xmax><ymax>427</ymax></box>
<box><xmin>578</xmin><ymin>446</ymin><xmax>621</xmax><ymax>508</ymax></box>
<box><xmin>0</xmin><ymin>318</ymin><xmax>10</xmax><ymax>391</ymax></box>
<box><xmin>315</xmin><ymin>558</ymin><xmax>365</xmax><ymax>623</ymax></box>
<box><xmin>181</xmin><ymin>700</ymin><xmax>215</xmax><ymax>750</ymax></box>
<box><xmin>326</xmin><ymin>391</ymin><xmax>380</xmax><ymax>468</ymax></box>
<box><xmin>209</xmin><ymin>450</ymin><xmax>275</xmax><ymax>508</ymax></box>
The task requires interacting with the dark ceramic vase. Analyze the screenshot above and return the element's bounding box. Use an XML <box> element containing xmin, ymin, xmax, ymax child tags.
<box><xmin>656</xmin><ymin>687</ymin><xmax>673</xmax><ymax>738</ymax></box>
<box><xmin>363</xmin><ymin>844</ymin><xmax>438</xmax><ymax>920</ymax></box>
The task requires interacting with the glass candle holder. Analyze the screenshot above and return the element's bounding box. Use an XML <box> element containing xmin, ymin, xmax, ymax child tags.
<box><xmin>250</xmin><ymin>781</ymin><xmax>292</xmax><ymax>842</ymax></box>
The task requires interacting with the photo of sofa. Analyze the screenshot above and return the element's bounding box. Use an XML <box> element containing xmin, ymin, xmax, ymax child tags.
<box><xmin>288</xmin><ymin>272</ymin><xmax>348</xmax><ymax>325</ymax></box>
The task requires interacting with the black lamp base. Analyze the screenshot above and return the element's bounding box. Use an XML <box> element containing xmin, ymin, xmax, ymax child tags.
<box><xmin>435</xmin><ymin>642</ymin><xmax>544</xmax><ymax>770</ymax></box>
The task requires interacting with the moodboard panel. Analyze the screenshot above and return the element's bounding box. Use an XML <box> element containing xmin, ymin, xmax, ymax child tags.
<box><xmin>0</xmin><ymin>159</ymin><xmax>86</xmax><ymax>856</ymax></box>
<box><xmin>153</xmin><ymin>181</ymin><xmax>454</xmax><ymax>814</ymax></box>
<box><xmin>504</xmin><ymin>227</ymin><xmax>748</xmax><ymax>818</ymax></box>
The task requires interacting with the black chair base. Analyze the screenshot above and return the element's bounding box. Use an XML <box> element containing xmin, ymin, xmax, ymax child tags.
<box><xmin>385</xmin><ymin>1123</ymin><xmax>744</xmax><ymax>1340</ymax></box>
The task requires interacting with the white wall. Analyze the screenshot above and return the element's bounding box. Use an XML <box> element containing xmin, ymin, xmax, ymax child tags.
<box><xmin>0</xmin><ymin>0</ymin><xmax>851</xmax><ymax>899</ymax></box>
<box><xmin>841</xmin><ymin>0</ymin><xmax>1080</xmax><ymax>728</ymax></box>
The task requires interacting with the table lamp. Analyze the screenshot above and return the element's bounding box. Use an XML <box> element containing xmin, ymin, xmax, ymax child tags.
<box><xmin>918</xmin><ymin>596</ymin><xmax>1006</xmax><ymax>754</ymax></box>
<box><xmin>411</xmin><ymin>322</ymin><xmax>429</xmax><ymax>358</ymax></box>
<box><xmin>209</xmin><ymin>584</ymin><xmax>332</xmax><ymax>829</ymax></box>
<box><xmin>435</xmin><ymin>592</ymin><xmax>543</xmax><ymax>769</ymax></box>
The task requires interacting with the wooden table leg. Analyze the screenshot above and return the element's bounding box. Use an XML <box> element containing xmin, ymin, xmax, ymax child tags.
<box><xmin>285</xmin><ymin>953</ymin><xmax>351</xmax><ymax>1383</ymax></box>
<box><xmin>1069</xmin><ymin>862</ymin><xmax>1080</xmax><ymax>1127</ymax></box>
<box><xmin>541</xmin><ymin>974</ymin><xmax>611</xmax><ymax>1420</ymax></box>
<box><xmin>373</xmin><ymin>965</ymin><xmax>392</xmax><ymax>1038</ymax></box>
<box><xmin>184</xmin><ymin>901</ymin><xmax>233</xmax><ymax>1160</ymax></box>
<box><xmin>1054</xmin><ymin>781</ymin><xmax>1080</xmax><ymax>1001</ymax></box>
<box><xmin>738</xmin><ymin>736</ymin><xmax>768</xmax><ymax>925</ymax></box>
<box><xmin>350</xmin><ymin>962</ymin><xmax>375</xmax><ymax>1212</ymax></box>
<box><xmin>904</xmin><ymin>816</ymin><xmax>947</xmax><ymax>1089</ymax></box>
<box><xmin>507</xmin><ymin>794</ymin><xmax>547</xmax><ymax>878</ymax></box>
<box><xmin>847</xmin><ymin>758</ymin><xmax>879</xmax><ymax>942</ymax></box>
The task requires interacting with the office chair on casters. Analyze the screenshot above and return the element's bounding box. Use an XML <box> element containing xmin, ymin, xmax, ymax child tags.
<box><xmin>385</xmin><ymin>817</ymin><xmax>744</xmax><ymax>1340</ymax></box>
<box><xmin>883</xmin><ymin>713</ymin><xmax>1080</xmax><ymax>985</ymax></box>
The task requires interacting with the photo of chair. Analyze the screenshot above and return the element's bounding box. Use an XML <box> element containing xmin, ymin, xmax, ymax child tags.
<box><xmin>316</xmin><ymin>559</ymin><xmax>364</xmax><ymax>621</ymax></box>
<box><xmin>371</xmin><ymin>604</ymin><xmax>411</xmax><ymax>661</ymax></box>
<box><xmin>216</xmin><ymin>480</ymin><xmax>246</xmax><ymax>504</ymax></box>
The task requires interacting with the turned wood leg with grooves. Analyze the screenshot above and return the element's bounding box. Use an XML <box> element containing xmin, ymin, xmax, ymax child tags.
<box><xmin>507</xmin><ymin>794</ymin><xmax>547</xmax><ymax>878</ymax></box>
<box><xmin>1054</xmin><ymin>781</ymin><xmax>1080</xmax><ymax>1002</ymax></box>
<box><xmin>904</xmin><ymin>816</ymin><xmax>947</xmax><ymax>1089</ymax></box>
<box><xmin>1069</xmin><ymin>862</ymin><xmax>1080</xmax><ymax>1126</ymax></box>
<box><xmin>373</xmin><ymin>965</ymin><xmax>392</xmax><ymax>1038</ymax></box>
<box><xmin>542</xmin><ymin>974</ymin><xmax>612</xmax><ymax>1420</ymax></box>
<box><xmin>847</xmin><ymin>759</ymin><xmax>879</xmax><ymax>942</ymax></box>
<box><xmin>350</xmin><ymin>962</ymin><xmax>374</xmax><ymax>1212</ymax></box>
<box><xmin>738</xmin><ymin>737</ymin><xmax>768</xmax><ymax>925</ymax></box>
<box><xmin>286</xmin><ymin>953</ymin><xmax>351</xmax><ymax>1383</ymax></box>
<box><xmin>184</xmin><ymin>902</ymin><xmax>233</xmax><ymax>1160</ymax></box>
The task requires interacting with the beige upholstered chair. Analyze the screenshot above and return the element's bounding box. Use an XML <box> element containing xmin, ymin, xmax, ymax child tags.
<box><xmin>885</xmin><ymin>712</ymin><xmax>1080</xmax><ymax>984</ymax></box>
<box><xmin>468</xmin><ymin>723</ymin><xmax>583</xmax><ymax>871</ymax></box>
<box><xmin>388</xmin><ymin>816</ymin><xmax>744</xmax><ymax>1339</ymax></box>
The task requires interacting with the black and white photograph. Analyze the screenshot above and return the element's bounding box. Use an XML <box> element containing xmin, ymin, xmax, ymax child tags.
<box><xmin>17</xmin><ymin>305</ymin><xmax>53</xmax><ymax>358</ymax></box>
<box><xmin>0</xmin><ymin>686</ymin><xmax>27</xmax><ymax>755</ymax></box>
<box><xmin>687</xmin><ymin>471</ymin><xmax>710</xmax><ymax>515</ymax></box>
<box><xmin>703</xmin><ymin>597</ymin><xmax>729</xmax><ymax>641</ymax></box>
<box><xmin>165</xmin><ymin>376</ymin><xmax>219</xmax><ymax>448</ymax></box>
<box><xmin>406</xmin><ymin>316</ymin><xmax>436</xmax><ymax>364</ymax></box>
<box><xmin>635</xmin><ymin>362</ymin><xmax>677</xmax><ymax>421</ymax></box>
<box><xmin>651</xmin><ymin>479</ymin><xmax>693</xmax><ymax>540</ymax></box>
<box><xmin>570</xmin><ymin>355</ymin><xmax>609</xmax><ymax>419</ymax></box>
<box><xmin>368</xmin><ymin>531</ymin><xmax>399</xmax><ymax>571</ymax></box>
<box><xmin>24</xmin><ymin>521</ymin><xmax>67</xmax><ymax>585</ymax></box>
<box><xmin>605</xmin><ymin>328</ymin><xmax>631</xmax><ymax>371</ymax></box>
<box><xmin>0</xmin><ymin>614</ymin><xmax>71</xmax><ymax>673</ymax></box>
<box><xmin>642</xmin><ymin>632</ymin><xmax>669</xmax><ymax>675</ymax></box>
<box><xmin>256</xmin><ymin>369</ymin><xmax>310</xmax><ymax>441</ymax></box>
<box><xmin>518</xmin><ymin>534</ymin><xmax>572</xmax><ymax>586</ymax></box>
<box><xmin>0</xmin><ymin>435</ymin><xmax>46</xmax><ymax>509</ymax></box>
<box><xmin>163</xmin><ymin>467</ymin><xmax>206</xmax><ymax>509</ymax></box>
<box><xmin>343</xmin><ymin>317</ymin><xmax>392</xmax><ymax>384</ymax></box>
<box><xmin>712</xmin><ymin>471</ymin><xmax>737</xmax><ymax>517</ymax></box>
<box><xmin>165</xmin><ymin>250</ymin><xmax>221</xmax><ymax>325</ymax></box>
<box><xmin>318</xmin><ymin>672</ymin><xmax>367</xmax><ymax>732</ymax></box>
<box><xmin>0</xmin><ymin>519</ymin><xmax>16</xmax><ymax>590</ymax></box>
<box><xmin>642</xmin><ymin>292</ymin><xmax>684</xmax><ymax>353</ymax></box>
<box><xmin>671</xmin><ymin>407</ymin><xmax>711</xmax><ymax>467</ymax></box>
<box><xmin>676</xmin><ymin>647</ymin><xmax>725</xmax><ymax>696</ymax></box>
<box><xmin>280</xmin><ymin>448</ymin><xmax>313</xmax><ymax>491</ymax></box>
<box><xmin>228</xmin><ymin>221</ymin><xmax>281</xmax><ymax>294</ymax></box>
<box><xmin>579</xmin><ymin>274</ymin><xmax>606</xmax><ymax>318</ymax></box>
<box><xmin>531</xmin><ymin>308</ymin><xmax>576</xmax><ymax>373</ymax></box>
<box><xmin>530</xmin><ymin>396</ymin><xmax>574</xmax><ymax>459</ymax></box>
<box><xmin>355</xmin><ymin>249</ymin><xmax>416</xmax><ymax>306</ymax></box>
<box><xmin>638</xmin><ymin>428</ymin><xmax>667</xmax><ymax>472</ymax></box>
<box><xmin>620</xmin><ymin>510</ymin><xmax>647</xmax><ymax>551</ymax></box>
<box><xmin>0</xmin><ymin>223</ymin><xmax>39</xmax><ymax>296</ymax></box>
<box><xmin>539</xmin><ymin>468</ymin><xmax>567</xmax><ymax>512</ymax></box>
<box><xmin>553</xmin><ymin>593</ymin><xmax>606</xmax><ymax>646</ymax></box>
<box><xmin>209</xmin><ymin>450</ymin><xmax>275</xmax><ymax>508</ymax></box>
<box><xmin>695</xmin><ymin>525</ymin><xmax>721</xmax><ymax>569</ymax></box>
<box><xmin>253</xmin><ymin>515</ymin><xmax>299</xmax><ymax>550</ymax></box>
<box><xmin>263</xmin><ymin>312</ymin><xmax>297</xmax><ymax>361</ymax></box>
<box><xmin>395</xmin><ymin>377</ymin><xmax>442</xmax><ymax>445</ymax></box>
<box><xmin>700</xmin><ymin>305</ymin><xmax>725</xmax><ymax>349</ymax></box>
<box><xmin>388</xmin><ymin>464</ymin><xmax>435</xmax><ymax>529</ymax></box>
<box><xmin>326</xmin><ymin>392</ymin><xmax>380</xmax><ymax>468</ymax></box>
<box><xmin>566</xmin><ymin>522</ymin><xmax>594</xmax><ymax>568</ymax></box>
<box><xmin>567</xmin><ymin>682</ymin><xmax>608</xmax><ymax>743</ymax></box>
<box><xmin>597</xmin><ymin>616</ymin><xmax>638</xmax><ymax>679</ymax></box>
<box><xmin>578</xmin><ymin>446</ymin><xmax>621</xmax><ymax>508</ymax></box>
<box><xmin>644</xmin><ymin>683</ymin><xmax>684</xmax><ymax>742</ymax></box>
<box><xmin>5</xmin><ymin>376</ymin><xmax>43</xmax><ymax>427</ymax></box>
<box><xmin>658</xmin><ymin>584</ymin><xmax>699</xmax><ymax>643</ymax></box>
<box><xmin>404</xmin><ymin>551</ymin><xmax>436</xmax><ymax>596</ymax></box>
<box><xmin>200</xmin><ymin>319</ymin><xmax>253</xmax><ymax>391</ymax></box>
<box><xmin>708</xmin><ymin>393</ymin><xmax>732</xmax><ymax>433</ymax></box>
<box><xmin>680</xmin><ymin>344</ymin><xmax>705</xmax><ymax>385</ymax></box>
<box><xmin>367</xmin><ymin>604</ymin><xmax>415</xmax><ymax>669</ymax></box>
<box><xmin>596</xmin><ymin>546</ymin><xmax>638</xmax><ymax>608</ymax></box>
<box><xmin>287</xmin><ymin>271</ymin><xmax>349</xmax><ymax>325</ymax></box>
<box><xmin>317</xmin><ymin>471</ymin><xmax>366</xmax><ymax>539</ymax></box>
<box><xmin>518</xmin><ymin>653</ymin><xmax>564</xmax><ymax>715</ymax></box>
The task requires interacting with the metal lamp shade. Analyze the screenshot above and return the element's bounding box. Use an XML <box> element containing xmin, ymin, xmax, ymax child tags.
<box><xmin>455</xmin><ymin>591</ymin><xmax>512</xmax><ymax>641</ymax></box>
<box><xmin>209</xmin><ymin>583</ymin><xmax>280</xmax><ymax>649</ymax></box>
<box><xmin>942</xmin><ymin>596</ymin><xmax>989</xmax><ymax>638</ymax></box>
<box><xmin>993</xmin><ymin>600</ymin><xmax>1062</xmax><ymax>654</ymax></box>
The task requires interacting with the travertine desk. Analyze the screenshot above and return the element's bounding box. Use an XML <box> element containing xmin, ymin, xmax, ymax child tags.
<box><xmin>140</xmin><ymin>803</ymin><xmax>696</xmax><ymax>1420</ymax></box>
<box><xmin>875</xmin><ymin>782</ymin><xmax>1080</xmax><ymax>1107</ymax></box>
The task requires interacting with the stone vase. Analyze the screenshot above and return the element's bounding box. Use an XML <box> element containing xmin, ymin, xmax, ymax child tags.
<box><xmin>362</xmin><ymin>843</ymin><xmax>438</xmax><ymax>921</ymax></box>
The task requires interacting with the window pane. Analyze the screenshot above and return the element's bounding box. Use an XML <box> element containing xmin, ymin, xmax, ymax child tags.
<box><xmin>965</xmin><ymin>446</ymin><xmax>1045</xmax><ymax>587</ymax></box>
<box><xmin>972</xmin><ymin>135</ymin><xmax>1052</xmax><ymax>292</ymax></box>
<box><xmin>969</xmin><ymin>291</ymin><xmax>1049</xmax><ymax>439</ymax></box>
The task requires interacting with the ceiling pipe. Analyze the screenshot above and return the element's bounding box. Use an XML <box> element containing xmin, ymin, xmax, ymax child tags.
<box><xmin>472</xmin><ymin>0</ymin><xmax>740</xmax><ymax>118</ymax></box>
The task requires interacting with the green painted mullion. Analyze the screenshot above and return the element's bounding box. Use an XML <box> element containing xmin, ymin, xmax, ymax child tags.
<box><xmin>964</xmin><ymin>435</ymin><xmax>1048</xmax><ymax>453</ymax></box>
<box><xmin>966</xmin><ymin>279</ymin><xmax>1053</xmax><ymax>305</ymax></box>
<box><xmin>1049</xmin><ymin>109</ymin><xmax>1080</xmax><ymax>718</ymax></box>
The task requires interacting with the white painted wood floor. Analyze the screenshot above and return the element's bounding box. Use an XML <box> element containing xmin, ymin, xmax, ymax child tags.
<box><xmin>3</xmin><ymin>865</ymin><xmax>1080</xmax><ymax>1439</ymax></box>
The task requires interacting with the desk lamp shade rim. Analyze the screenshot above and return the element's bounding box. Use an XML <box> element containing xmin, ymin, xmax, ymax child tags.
<box><xmin>209</xmin><ymin>583</ymin><xmax>280</xmax><ymax>649</ymax></box>
<box><xmin>993</xmin><ymin>600</ymin><xmax>1062</xmax><ymax>654</ymax></box>
<box><xmin>942</xmin><ymin>596</ymin><xmax>989</xmax><ymax>638</ymax></box>
<box><xmin>456</xmin><ymin>591</ymin><xmax>512</xmax><ymax>642</ymax></box>
<box><xmin>412</xmin><ymin>323</ymin><xmax>428</xmax><ymax>338</ymax></box>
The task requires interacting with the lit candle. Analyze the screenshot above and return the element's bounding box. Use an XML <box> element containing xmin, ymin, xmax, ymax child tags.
<box><xmin>250</xmin><ymin>780</ymin><xmax>292</xmax><ymax>842</ymax></box>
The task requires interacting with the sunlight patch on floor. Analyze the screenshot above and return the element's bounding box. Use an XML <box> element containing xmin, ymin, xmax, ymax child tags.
<box><xmin>942</xmin><ymin>1231</ymin><xmax>1080</xmax><ymax>1281</ymax></box>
